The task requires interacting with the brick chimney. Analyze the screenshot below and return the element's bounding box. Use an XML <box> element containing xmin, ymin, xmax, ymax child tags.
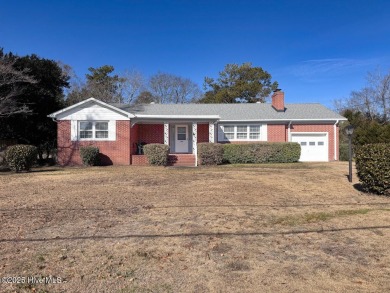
<box><xmin>272</xmin><ymin>89</ymin><xmax>285</xmax><ymax>112</ymax></box>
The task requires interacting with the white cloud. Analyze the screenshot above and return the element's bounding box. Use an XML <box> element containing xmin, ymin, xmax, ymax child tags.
<box><xmin>283</xmin><ymin>58</ymin><xmax>381</xmax><ymax>82</ymax></box>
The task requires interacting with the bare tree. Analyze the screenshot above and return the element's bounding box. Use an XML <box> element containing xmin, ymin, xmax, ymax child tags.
<box><xmin>65</xmin><ymin>66</ymin><xmax>145</xmax><ymax>105</ymax></box>
<box><xmin>335</xmin><ymin>68</ymin><xmax>390</xmax><ymax>122</ymax></box>
<box><xmin>367</xmin><ymin>69</ymin><xmax>390</xmax><ymax>121</ymax></box>
<box><xmin>118</xmin><ymin>70</ymin><xmax>144</xmax><ymax>104</ymax></box>
<box><xmin>149</xmin><ymin>72</ymin><xmax>201</xmax><ymax>104</ymax></box>
<box><xmin>0</xmin><ymin>59</ymin><xmax>36</xmax><ymax>117</ymax></box>
<box><xmin>348</xmin><ymin>87</ymin><xmax>378</xmax><ymax>121</ymax></box>
<box><xmin>172</xmin><ymin>76</ymin><xmax>202</xmax><ymax>103</ymax></box>
<box><xmin>134</xmin><ymin>91</ymin><xmax>157</xmax><ymax>104</ymax></box>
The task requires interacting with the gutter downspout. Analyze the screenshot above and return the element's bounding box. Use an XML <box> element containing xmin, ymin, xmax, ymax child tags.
<box><xmin>334</xmin><ymin>120</ymin><xmax>339</xmax><ymax>161</ymax></box>
<box><xmin>287</xmin><ymin>121</ymin><xmax>292</xmax><ymax>142</ymax></box>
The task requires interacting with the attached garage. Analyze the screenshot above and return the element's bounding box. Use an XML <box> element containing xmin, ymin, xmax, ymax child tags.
<box><xmin>291</xmin><ymin>133</ymin><xmax>328</xmax><ymax>162</ymax></box>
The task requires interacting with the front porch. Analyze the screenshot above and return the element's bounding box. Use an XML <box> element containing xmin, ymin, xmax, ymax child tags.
<box><xmin>130</xmin><ymin>120</ymin><xmax>218</xmax><ymax>166</ymax></box>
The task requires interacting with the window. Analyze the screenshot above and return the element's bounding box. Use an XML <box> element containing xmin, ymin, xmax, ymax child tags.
<box><xmin>79</xmin><ymin>121</ymin><xmax>109</xmax><ymax>140</ymax></box>
<box><xmin>301</xmin><ymin>142</ymin><xmax>307</xmax><ymax>146</ymax></box>
<box><xmin>318</xmin><ymin>141</ymin><xmax>324</xmax><ymax>146</ymax></box>
<box><xmin>219</xmin><ymin>124</ymin><xmax>262</xmax><ymax>141</ymax></box>
<box><xmin>177</xmin><ymin>126</ymin><xmax>187</xmax><ymax>140</ymax></box>
<box><xmin>79</xmin><ymin>122</ymin><xmax>93</xmax><ymax>139</ymax></box>
<box><xmin>95</xmin><ymin>122</ymin><xmax>108</xmax><ymax>138</ymax></box>
<box><xmin>223</xmin><ymin>125</ymin><xmax>235</xmax><ymax>140</ymax></box>
<box><xmin>237</xmin><ymin>125</ymin><xmax>248</xmax><ymax>139</ymax></box>
<box><xmin>309</xmin><ymin>142</ymin><xmax>315</xmax><ymax>146</ymax></box>
<box><xmin>249</xmin><ymin>125</ymin><xmax>261</xmax><ymax>139</ymax></box>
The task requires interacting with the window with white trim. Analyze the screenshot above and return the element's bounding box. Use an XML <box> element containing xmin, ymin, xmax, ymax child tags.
<box><xmin>237</xmin><ymin>125</ymin><xmax>248</xmax><ymax>139</ymax></box>
<box><xmin>219</xmin><ymin>124</ymin><xmax>263</xmax><ymax>141</ymax></box>
<box><xmin>79</xmin><ymin>121</ymin><xmax>109</xmax><ymax>140</ymax></box>
<box><xmin>223</xmin><ymin>125</ymin><xmax>235</xmax><ymax>140</ymax></box>
<box><xmin>249</xmin><ymin>125</ymin><xmax>261</xmax><ymax>139</ymax></box>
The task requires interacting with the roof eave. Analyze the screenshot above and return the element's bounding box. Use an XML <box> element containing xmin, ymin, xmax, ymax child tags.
<box><xmin>134</xmin><ymin>114</ymin><xmax>220</xmax><ymax>119</ymax></box>
<box><xmin>219</xmin><ymin>118</ymin><xmax>348</xmax><ymax>122</ymax></box>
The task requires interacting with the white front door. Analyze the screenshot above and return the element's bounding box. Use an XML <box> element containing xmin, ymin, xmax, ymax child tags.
<box><xmin>291</xmin><ymin>133</ymin><xmax>328</xmax><ymax>162</ymax></box>
<box><xmin>175</xmin><ymin>125</ymin><xmax>189</xmax><ymax>153</ymax></box>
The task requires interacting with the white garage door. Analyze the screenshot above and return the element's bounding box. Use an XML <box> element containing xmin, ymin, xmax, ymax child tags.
<box><xmin>291</xmin><ymin>133</ymin><xmax>328</xmax><ymax>162</ymax></box>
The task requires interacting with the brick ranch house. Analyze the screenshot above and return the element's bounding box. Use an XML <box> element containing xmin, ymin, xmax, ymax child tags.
<box><xmin>48</xmin><ymin>90</ymin><xmax>347</xmax><ymax>166</ymax></box>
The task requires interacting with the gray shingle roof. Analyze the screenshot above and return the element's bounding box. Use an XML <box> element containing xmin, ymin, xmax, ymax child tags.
<box><xmin>111</xmin><ymin>103</ymin><xmax>346</xmax><ymax>121</ymax></box>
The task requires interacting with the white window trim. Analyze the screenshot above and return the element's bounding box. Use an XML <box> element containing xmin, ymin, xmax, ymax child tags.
<box><xmin>218</xmin><ymin>124</ymin><xmax>267</xmax><ymax>142</ymax></box>
<box><xmin>71</xmin><ymin>120</ymin><xmax>116</xmax><ymax>141</ymax></box>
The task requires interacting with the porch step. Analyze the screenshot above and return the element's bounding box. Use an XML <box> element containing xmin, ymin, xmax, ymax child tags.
<box><xmin>168</xmin><ymin>154</ymin><xmax>196</xmax><ymax>167</ymax></box>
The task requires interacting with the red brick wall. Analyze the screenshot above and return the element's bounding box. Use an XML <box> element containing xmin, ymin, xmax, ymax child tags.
<box><xmin>130</xmin><ymin>124</ymin><xmax>139</xmax><ymax>155</ymax></box>
<box><xmin>267</xmin><ymin>124</ymin><xmax>287</xmax><ymax>142</ymax></box>
<box><xmin>291</xmin><ymin>123</ymin><xmax>337</xmax><ymax>161</ymax></box>
<box><xmin>197</xmin><ymin>124</ymin><xmax>209</xmax><ymax>143</ymax></box>
<box><xmin>272</xmin><ymin>91</ymin><xmax>285</xmax><ymax>111</ymax></box>
<box><xmin>138</xmin><ymin>124</ymin><xmax>164</xmax><ymax>144</ymax></box>
<box><xmin>57</xmin><ymin>120</ymin><xmax>131</xmax><ymax>166</ymax></box>
<box><xmin>131</xmin><ymin>155</ymin><xmax>149</xmax><ymax>166</ymax></box>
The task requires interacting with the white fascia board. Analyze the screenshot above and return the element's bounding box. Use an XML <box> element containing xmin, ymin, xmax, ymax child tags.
<box><xmin>135</xmin><ymin>114</ymin><xmax>220</xmax><ymax>119</ymax></box>
<box><xmin>47</xmin><ymin>97</ymin><xmax>135</xmax><ymax>118</ymax></box>
<box><xmin>219</xmin><ymin>118</ymin><xmax>347</xmax><ymax>122</ymax></box>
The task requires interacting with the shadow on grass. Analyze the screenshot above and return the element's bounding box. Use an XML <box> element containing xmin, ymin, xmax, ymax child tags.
<box><xmin>353</xmin><ymin>183</ymin><xmax>390</xmax><ymax>198</ymax></box>
<box><xmin>1</xmin><ymin>225</ymin><xmax>390</xmax><ymax>243</ymax></box>
<box><xmin>353</xmin><ymin>183</ymin><xmax>366</xmax><ymax>193</ymax></box>
<box><xmin>1</xmin><ymin>201</ymin><xmax>390</xmax><ymax>213</ymax></box>
<box><xmin>30</xmin><ymin>168</ymin><xmax>64</xmax><ymax>173</ymax></box>
<box><xmin>0</xmin><ymin>167</ymin><xmax>11</xmax><ymax>172</ymax></box>
<box><xmin>0</xmin><ymin>168</ymin><xmax>64</xmax><ymax>174</ymax></box>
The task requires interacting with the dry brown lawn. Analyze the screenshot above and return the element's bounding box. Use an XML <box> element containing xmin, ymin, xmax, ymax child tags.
<box><xmin>0</xmin><ymin>162</ymin><xmax>390</xmax><ymax>293</ymax></box>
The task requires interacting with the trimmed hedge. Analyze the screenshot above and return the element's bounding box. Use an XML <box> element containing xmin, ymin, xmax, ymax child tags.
<box><xmin>5</xmin><ymin>144</ymin><xmax>38</xmax><ymax>172</ymax></box>
<box><xmin>143</xmin><ymin>144</ymin><xmax>170</xmax><ymax>166</ymax></box>
<box><xmin>198</xmin><ymin>143</ymin><xmax>224</xmax><ymax>165</ymax></box>
<box><xmin>223</xmin><ymin>142</ymin><xmax>301</xmax><ymax>164</ymax></box>
<box><xmin>355</xmin><ymin>143</ymin><xmax>390</xmax><ymax>195</ymax></box>
<box><xmin>80</xmin><ymin>146</ymin><xmax>100</xmax><ymax>166</ymax></box>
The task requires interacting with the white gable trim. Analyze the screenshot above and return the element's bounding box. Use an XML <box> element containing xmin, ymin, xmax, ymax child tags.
<box><xmin>48</xmin><ymin>98</ymin><xmax>134</xmax><ymax>119</ymax></box>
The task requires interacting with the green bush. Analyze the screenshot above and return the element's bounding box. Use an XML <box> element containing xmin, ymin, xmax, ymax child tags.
<box><xmin>223</xmin><ymin>142</ymin><xmax>301</xmax><ymax>164</ymax></box>
<box><xmin>0</xmin><ymin>145</ymin><xmax>6</xmax><ymax>166</ymax></box>
<box><xmin>143</xmin><ymin>144</ymin><xmax>170</xmax><ymax>166</ymax></box>
<box><xmin>79</xmin><ymin>146</ymin><xmax>100</xmax><ymax>166</ymax></box>
<box><xmin>339</xmin><ymin>143</ymin><xmax>349</xmax><ymax>161</ymax></box>
<box><xmin>198</xmin><ymin>143</ymin><xmax>224</xmax><ymax>165</ymax></box>
<box><xmin>5</xmin><ymin>144</ymin><xmax>38</xmax><ymax>172</ymax></box>
<box><xmin>355</xmin><ymin>143</ymin><xmax>390</xmax><ymax>196</ymax></box>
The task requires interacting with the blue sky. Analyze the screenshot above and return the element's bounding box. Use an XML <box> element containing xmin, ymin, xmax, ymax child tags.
<box><xmin>1</xmin><ymin>0</ymin><xmax>390</xmax><ymax>108</ymax></box>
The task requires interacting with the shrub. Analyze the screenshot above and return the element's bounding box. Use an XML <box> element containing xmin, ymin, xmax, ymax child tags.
<box><xmin>0</xmin><ymin>145</ymin><xmax>6</xmax><ymax>166</ymax></box>
<box><xmin>143</xmin><ymin>144</ymin><xmax>170</xmax><ymax>166</ymax></box>
<box><xmin>223</xmin><ymin>142</ymin><xmax>300</xmax><ymax>164</ymax></box>
<box><xmin>198</xmin><ymin>143</ymin><xmax>224</xmax><ymax>165</ymax></box>
<box><xmin>5</xmin><ymin>144</ymin><xmax>38</xmax><ymax>172</ymax></box>
<box><xmin>339</xmin><ymin>143</ymin><xmax>349</xmax><ymax>161</ymax></box>
<box><xmin>355</xmin><ymin>143</ymin><xmax>390</xmax><ymax>195</ymax></box>
<box><xmin>79</xmin><ymin>146</ymin><xmax>100</xmax><ymax>166</ymax></box>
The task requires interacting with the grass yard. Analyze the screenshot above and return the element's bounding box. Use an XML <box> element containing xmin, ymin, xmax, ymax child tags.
<box><xmin>0</xmin><ymin>162</ymin><xmax>390</xmax><ymax>292</ymax></box>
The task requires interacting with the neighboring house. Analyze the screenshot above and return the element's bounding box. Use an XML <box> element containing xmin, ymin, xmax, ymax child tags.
<box><xmin>48</xmin><ymin>90</ymin><xmax>347</xmax><ymax>166</ymax></box>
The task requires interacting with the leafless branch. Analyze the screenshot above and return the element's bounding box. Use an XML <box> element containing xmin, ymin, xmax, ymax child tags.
<box><xmin>0</xmin><ymin>59</ymin><xmax>37</xmax><ymax>117</ymax></box>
